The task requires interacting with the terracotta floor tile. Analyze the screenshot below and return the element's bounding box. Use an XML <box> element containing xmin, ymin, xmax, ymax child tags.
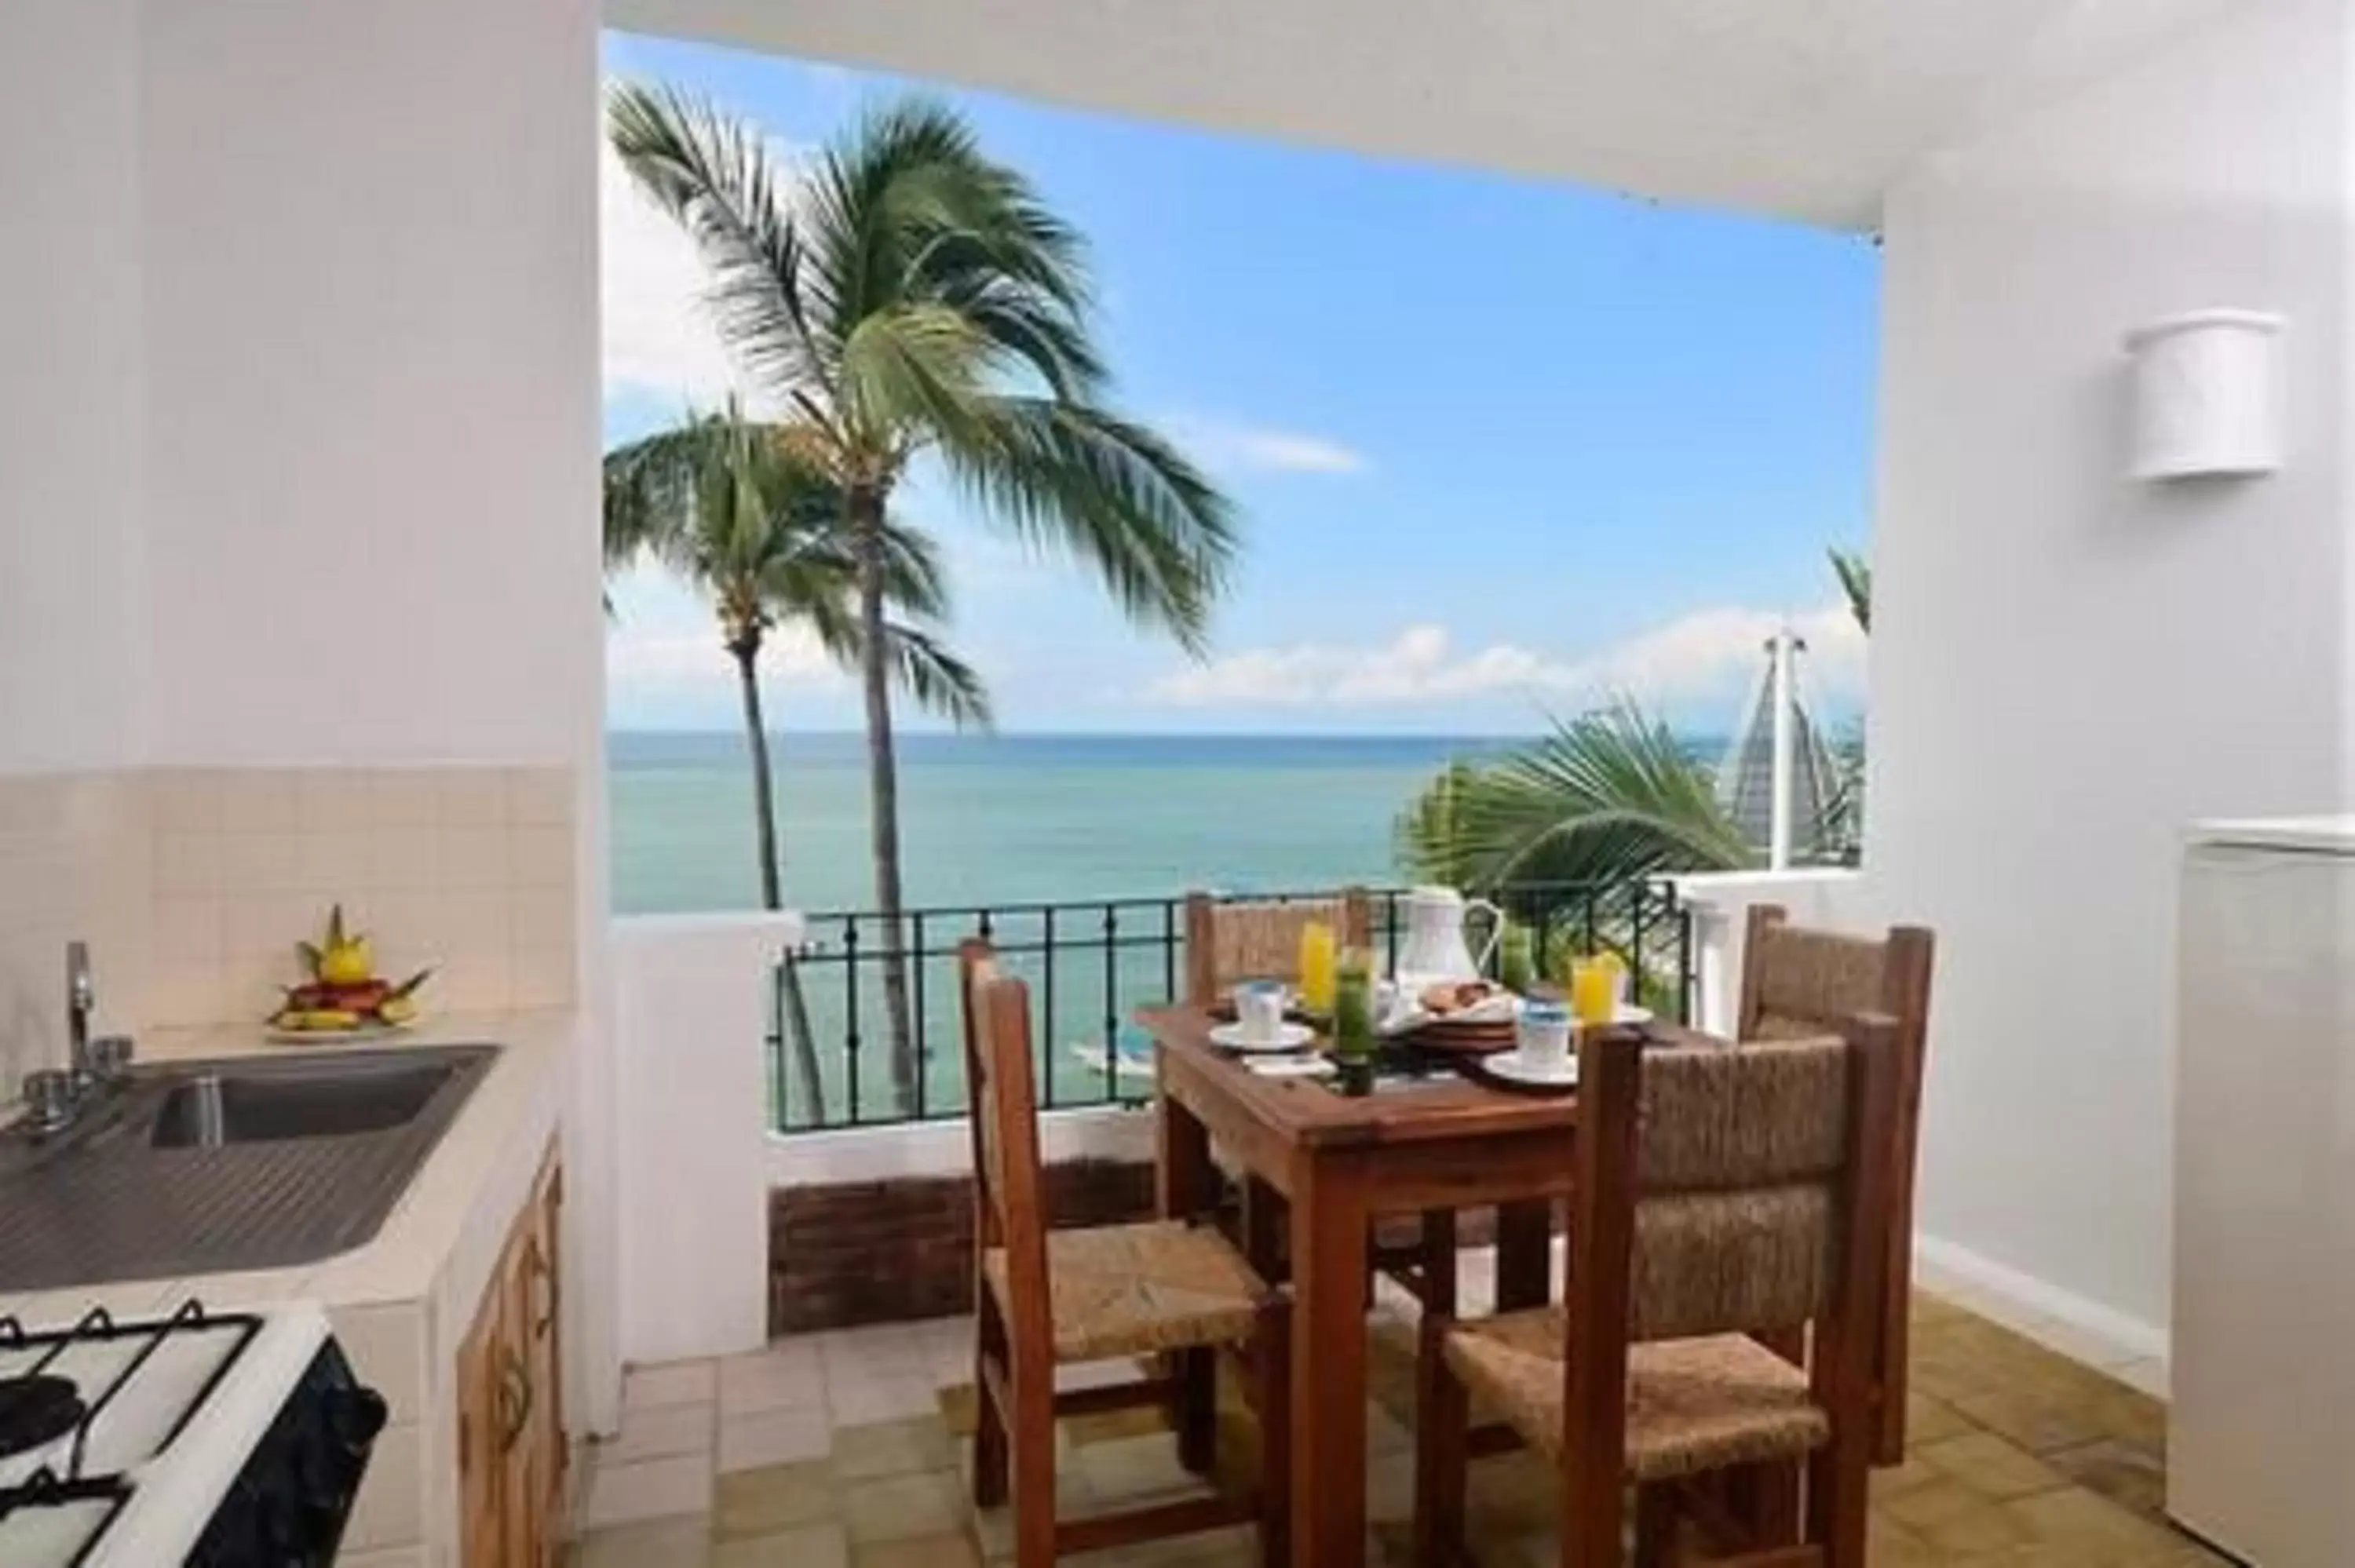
<box><xmin>573</xmin><ymin>1513</ymin><xmax>713</xmax><ymax>1567</ymax></box>
<box><xmin>714</xmin><ymin>1458</ymin><xmax>838</xmax><ymax>1540</ymax></box>
<box><xmin>839</xmin><ymin>1470</ymin><xmax>969</xmax><ymax>1544</ymax></box>
<box><xmin>1912</xmin><ymin>1430</ymin><xmax>2072</xmax><ymax>1501</ymax></box>
<box><xmin>713</xmin><ymin>1522</ymin><xmax>849</xmax><ymax>1567</ymax></box>
<box><xmin>832</xmin><ymin>1416</ymin><xmax>955</xmax><ymax>1481</ymax></box>
<box><xmin>579</xmin><ymin>1297</ymin><xmax>2212</xmax><ymax>1565</ymax></box>
<box><xmin>852</xmin><ymin>1531</ymin><xmax>983</xmax><ymax>1567</ymax></box>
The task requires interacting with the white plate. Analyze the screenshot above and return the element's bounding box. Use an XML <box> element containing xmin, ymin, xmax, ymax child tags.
<box><xmin>1247</xmin><ymin>1055</ymin><xmax>1338</xmax><ymax>1079</ymax></box>
<box><xmin>1209</xmin><ymin>1021</ymin><xmax>1318</xmax><ymax>1053</ymax></box>
<box><xmin>265</xmin><ymin>1016</ymin><xmax>421</xmax><ymax>1045</ymax></box>
<box><xmin>1483</xmin><ymin>1048</ymin><xmax>1579</xmax><ymax>1088</ymax></box>
<box><xmin>1615</xmin><ymin>1005</ymin><xmax>1654</xmax><ymax>1025</ymax></box>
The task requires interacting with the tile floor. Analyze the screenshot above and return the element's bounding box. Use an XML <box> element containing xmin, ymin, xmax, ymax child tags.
<box><xmin>568</xmin><ymin>1253</ymin><xmax>2214</xmax><ymax>1566</ymax></box>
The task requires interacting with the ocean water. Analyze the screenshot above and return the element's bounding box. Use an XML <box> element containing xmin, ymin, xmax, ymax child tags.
<box><xmin>609</xmin><ymin>730</ymin><xmax>1513</xmax><ymax>917</ymax></box>
<box><xmin>609</xmin><ymin>729</ymin><xmax>1738</xmax><ymax>1127</ymax></box>
<box><xmin>611</xmin><ymin>731</ymin><xmax>1511</xmax><ymax>1126</ymax></box>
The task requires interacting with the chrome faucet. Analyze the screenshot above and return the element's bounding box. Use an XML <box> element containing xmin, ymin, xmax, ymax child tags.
<box><xmin>18</xmin><ymin>943</ymin><xmax>133</xmax><ymax>1137</ymax></box>
<box><xmin>67</xmin><ymin>939</ymin><xmax>95</xmax><ymax>1081</ymax></box>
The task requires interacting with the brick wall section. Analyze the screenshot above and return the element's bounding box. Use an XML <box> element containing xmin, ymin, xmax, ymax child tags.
<box><xmin>768</xmin><ymin>1158</ymin><xmax>1532</xmax><ymax>1335</ymax></box>
<box><xmin>769</xmin><ymin>1157</ymin><xmax>1159</xmax><ymax>1335</ymax></box>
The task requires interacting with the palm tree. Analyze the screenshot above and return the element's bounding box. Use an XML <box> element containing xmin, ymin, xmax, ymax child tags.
<box><xmin>1398</xmin><ymin>705</ymin><xmax>1757</xmax><ymax>892</ymax></box>
<box><xmin>1828</xmin><ymin>545</ymin><xmax>1871</xmax><ymax>633</ymax></box>
<box><xmin>609</xmin><ymin>86</ymin><xmax>1236</xmax><ymax>1110</ymax></box>
<box><xmin>604</xmin><ymin>403</ymin><xmax>989</xmax><ymax>1114</ymax></box>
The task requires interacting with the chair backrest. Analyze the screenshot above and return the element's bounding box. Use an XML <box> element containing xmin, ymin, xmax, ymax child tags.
<box><xmin>1738</xmin><ymin>905</ymin><xmax>1933</xmax><ymax>1048</ymax></box>
<box><xmin>1182</xmin><ymin>888</ymin><xmax>1373</xmax><ymax>1005</ymax></box>
<box><xmin>1736</xmin><ymin>904</ymin><xmax>1934</xmax><ymax>1460</ymax></box>
<box><xmin>958</xmin><ymin>940</ymin><xmax>1053</xmax><ymax>1365</ymax></box>
<box><xmin>1562</xmin><ymin>1020</ymin><xmax>1900</xmax><ymax>1490</ymax></box>
<box><xmin>1628</xmin><ymin>1035</ymin><xmax>1857</xmax><ymax>1342</ymax></box>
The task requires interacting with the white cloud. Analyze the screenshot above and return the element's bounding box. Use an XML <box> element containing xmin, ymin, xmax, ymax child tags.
<box><xmin>604</xmin><ymin>567</ymin><xmax>849</xmax><ymax>714</ymax></box>
<box><xmin>1165</xmin><ymin>416</ymin><xmax>1370</xmax><ymax>476</ymax></box>
<box><xmin>600</xmin><ymin>140</ymin><xmax>754</xmax><ymax>411</ymax></box>
<box><xmin>1147</xmin><ymin>603</ymin><xmax>1866</xmax><ymax>713</ymax></box>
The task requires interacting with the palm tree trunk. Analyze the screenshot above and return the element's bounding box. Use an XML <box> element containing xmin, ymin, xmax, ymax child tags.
<box><xmin>850</xmin><ymin>488</ymin><xmax>919</xmax><ymax>1114</ymax></box>
<box><xmin>732</xmin><ymin>634</ymin><xmax>825</xmax><ymax>1121</ymax></box>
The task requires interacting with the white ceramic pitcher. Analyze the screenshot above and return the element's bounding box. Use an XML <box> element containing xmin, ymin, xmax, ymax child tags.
<box><xmin>1394</xmin><ymin>885</ymin><xmax>1502</xmax><ymax>983</ymax></box>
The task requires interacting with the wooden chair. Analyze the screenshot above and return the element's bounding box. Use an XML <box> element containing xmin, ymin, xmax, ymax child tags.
<box><xmin>958</xmin><ymin>939</ymin><xmax>1291</xmax><ymax>1567</ymax></box>
<box><xmin>1414</xmin><ymin>1019</ymin><xmax>1903</xmax><ymax>1567</ymax></box>
<box><xmin>1738</xmin><ymin>906</ymin><xmax>1934</xmax><ymax>1464</ymax></box>
<box><xmin>1181</xmin><ymin>890</ymin><xmax>1460</xmax><ymax>1307</ymax></box>
<box><xmin>1181</xmin><ymin>888</ymin><xmax>1372</xmax><ymax>1008</ymax></box>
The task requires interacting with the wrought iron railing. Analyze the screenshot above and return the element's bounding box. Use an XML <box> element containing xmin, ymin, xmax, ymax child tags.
<box><xmin>766</xmin><ymin>878</ymin><xmax>1695</xmax><ymax>1133</ymax></box>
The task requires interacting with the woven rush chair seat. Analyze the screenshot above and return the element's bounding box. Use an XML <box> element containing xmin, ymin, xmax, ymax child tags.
<box><xmin>1442</xmin><ymin>1306</ymin><xmax>1830</xmax><ymax>1482</ymax></box>
<box><xmin>983</xmin><ymin>1219</ymin><xmax>1272</xmax><ymax>1363</ymax></box>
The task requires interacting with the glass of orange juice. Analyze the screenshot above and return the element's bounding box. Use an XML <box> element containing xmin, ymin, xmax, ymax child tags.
<box><xmin>1298</xmin><ymin>920</ymin><xmax>1338</xmax><ymax>1016</ymax></box>
<box><xmin>1570</xmin><ymin>957</ymin><xmax>1617</xmax><ymax>1027</ymax></box>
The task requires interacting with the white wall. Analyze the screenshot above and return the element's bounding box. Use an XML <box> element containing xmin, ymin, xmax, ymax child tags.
<box><xmin>612</xmin><ymin>914</ymin><xmax>793</xmax><ymax>1366</ymax></box>
<box><xmin>138</xmin><ymin>0</ymin><xmax>604</xmax><ymax>769</ymax></box>
<box><xmin>1869</xmin><ymin>0</ymin><xmax>2351</xmax><ymax>1344</ymax></box>
<box><xmin>0</xmin><ymin>0</ymin><xmax>149</xmax><ymax>774</ymax></box>
<box><xmin>0</xmin><ymin>0</ymin><xmax>621</xmax><ymax>1431</ymax></box>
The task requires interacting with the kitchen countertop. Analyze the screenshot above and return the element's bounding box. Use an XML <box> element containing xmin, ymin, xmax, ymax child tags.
<box><xmin>0</xmin><ymin>1008</ymin><xmax>573</xmax><ymax>1326</ymax></box>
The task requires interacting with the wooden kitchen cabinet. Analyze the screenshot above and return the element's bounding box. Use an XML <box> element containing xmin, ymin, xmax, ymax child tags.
<box><xmin>458</xmin><ymin>1143</ymin><xmax>565</xmax><ymax>1567</ymax></box>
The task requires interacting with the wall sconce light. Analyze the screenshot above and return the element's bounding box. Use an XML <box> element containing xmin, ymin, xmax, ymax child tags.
<box><xmin>2123</xmin><ymin>309</ymin><xmax>2284</xmax><ymax>480</ymax></box>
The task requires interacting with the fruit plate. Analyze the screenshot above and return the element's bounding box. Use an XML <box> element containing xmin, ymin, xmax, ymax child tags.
<box><xmin>265</xmin><ymin>1016</ymin><xmax>422</xmax><ymax>1046</ymax></box>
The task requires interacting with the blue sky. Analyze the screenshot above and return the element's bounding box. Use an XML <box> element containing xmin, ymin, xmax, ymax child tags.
<box><xmin>601</xmin><ymin>31</ymin><xmax>1880</xmax><ymax>736</ymax></box>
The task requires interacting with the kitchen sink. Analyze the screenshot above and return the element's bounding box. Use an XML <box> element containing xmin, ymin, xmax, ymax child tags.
<box><xmin>151</xmin><ymin>1057</ymin><xmax>458</xmax><ymax>1148</ymax></box>
<box><xmin>0</xmin><ymin>1044</ymin><xmax>497</xmax><ymax>1289</ymax></box>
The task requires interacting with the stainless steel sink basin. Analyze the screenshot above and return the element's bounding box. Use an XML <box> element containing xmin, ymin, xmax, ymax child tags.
<box><xmin>151</xmin><ymin>1057</ymin><xmax>458</xmax><ymax>1148</ymax></box>
<box><xmin>0</xmin><ymin>1044</ymin><xmax>497</xmax><ymax>1289</ymax></box>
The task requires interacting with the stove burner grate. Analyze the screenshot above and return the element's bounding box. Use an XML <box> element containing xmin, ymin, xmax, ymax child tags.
<box><xmin>0</xmin><ymin>1375</ymin><xmax>83</xmax><ymax>1462</ymax></box>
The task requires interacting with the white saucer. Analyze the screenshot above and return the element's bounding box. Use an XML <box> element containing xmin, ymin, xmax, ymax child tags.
<box><xmin>1482</xmin><ymin>1048</ymin><xmax>1579</xmax><ymax>1088</ymax></box>
<box><xmin>1210</xmin><ymin>1021</ymin><xmax>1319</xmax><ymax>1053</ymax></box>
<box><xmin>1614</xmin><ymin>1005</ymin><xmax>1654</xmax><ymax>1026</ymax></box>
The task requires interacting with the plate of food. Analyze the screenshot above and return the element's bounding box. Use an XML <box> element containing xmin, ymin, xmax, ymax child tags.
<box><xmin>268</xmin><ymin>905</ymin><xmax>433</xmax><ymax>1043</ymax></box>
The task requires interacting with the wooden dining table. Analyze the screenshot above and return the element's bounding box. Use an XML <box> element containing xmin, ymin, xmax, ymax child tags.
<box><xmin>1140</xmin><ymin>1005</ymin><xmax>1713</xmax><ymax>1568</ymax></box>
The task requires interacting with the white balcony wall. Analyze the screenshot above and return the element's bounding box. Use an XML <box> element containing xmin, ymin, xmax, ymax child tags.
<box><xmin>1673</xmin><ymin>870</ymin><xmax>1868</xmax><ymax>1038</ymax></box>
<box><xmin>612</xmin><ymin>914</ymin><xmax>798</xmax><ymax>1366</ymax></box>
<box><xmin>1868</xmin><ymin>0</ymin><xmax>2353</xmax><ymax>1351</ymax></box>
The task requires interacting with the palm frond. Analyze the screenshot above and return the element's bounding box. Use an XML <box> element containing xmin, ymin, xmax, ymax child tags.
<box><xmin>1399</xmin><ymin>705</ymin><xmax>1757</xmax><ymax>889</ymax></box>
<box><xmin>1828</xmin><ymin>545</ymin><xmax>1871</xmax><ymax>634</ymax></box>
<box><xmin>885</xmin><ymin>622</ymin><xmax>994</xmax><ymax>729</ymax></box>
<box><xmin>937</xmin><ymin>397</ymin><xmax>1236</xmax><ymax>654</ymax></box>
<box><xmin>606</xmin><ymin>82</ymin><xmax>830</xmax><ymax>403</ymax></box>
<box><xmin>603</xmin><ymin>414</ymin><xmax>723</xmax><ymax>573</ymax></box>
<box><xmin>834</xmin><ymin>302</ymin><xmax>999</xmax><ymax>444</ymax></box>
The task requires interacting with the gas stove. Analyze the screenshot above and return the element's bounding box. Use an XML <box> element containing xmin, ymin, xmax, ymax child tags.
<box><xmin>0</xmin><ymin>1300</ymin><xmax>385</xmax><ymax>1567</ymax></box>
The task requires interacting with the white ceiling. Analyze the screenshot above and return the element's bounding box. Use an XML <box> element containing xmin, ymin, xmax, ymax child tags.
<box><xmin>605</xmin><ymin>0</ymin><xmax>2240</xmax><ymax>230</ymax></box>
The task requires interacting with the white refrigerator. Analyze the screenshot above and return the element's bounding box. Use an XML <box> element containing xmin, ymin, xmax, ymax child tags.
<box><xmin>2171</xmin><ymin>817</ymin><xmax>2355</xmax><ymax>1566</ymax></box>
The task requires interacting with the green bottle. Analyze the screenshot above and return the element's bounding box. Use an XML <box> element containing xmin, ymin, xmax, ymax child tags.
<box><xmin>1498</xmin><ymin>922</ymin><xmax>1535</xmax><ymax>994</ymax></box>
<box><xmin>1331</xmin><ymin>949</ymin><xmax>1375</xmax><ymax>1062</ymax></box>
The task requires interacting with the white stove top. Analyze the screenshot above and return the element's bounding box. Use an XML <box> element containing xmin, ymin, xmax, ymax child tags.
<box><xmin>0</xmin><ymin>1300</ymin><xmax>328</xmax><ymax>1568</ymax></box>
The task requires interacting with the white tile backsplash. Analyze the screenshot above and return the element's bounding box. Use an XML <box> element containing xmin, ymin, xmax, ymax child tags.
<box><xmin>144</xmin><ymin>766</ymin><xmax>577</xmax><ymax>1026</ymax></box>
<box><xmin>0</xmin><ymin>765</ymin><xmax>576</xmax><ymax>1070</ymax></box>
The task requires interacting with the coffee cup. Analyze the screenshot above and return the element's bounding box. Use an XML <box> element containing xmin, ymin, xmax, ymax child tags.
<box><xmin>1517</xmin><ymin>998</ymin><xmax>1572</xmax><ymax>1074</ymax></box>
<box><xmin>1236</xmin><ymin>981</ymin><xmax>1287</xmax><ymax>1044</ymax></box>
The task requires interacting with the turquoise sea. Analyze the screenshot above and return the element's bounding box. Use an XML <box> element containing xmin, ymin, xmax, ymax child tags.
<box><xmin>612</xmin><ymin>731</ymin><xmax>1518</xmax><ymax>1126</ymax></box>
<box><xmin>609</xmin><ymin>730</ymin><xmax>1516</xmax><ymax>917</ymax></box>
<box><xmin>608</xmin><ymin>730</ymin><xmax>1714</xmax><ymax>1128</ymax></box>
